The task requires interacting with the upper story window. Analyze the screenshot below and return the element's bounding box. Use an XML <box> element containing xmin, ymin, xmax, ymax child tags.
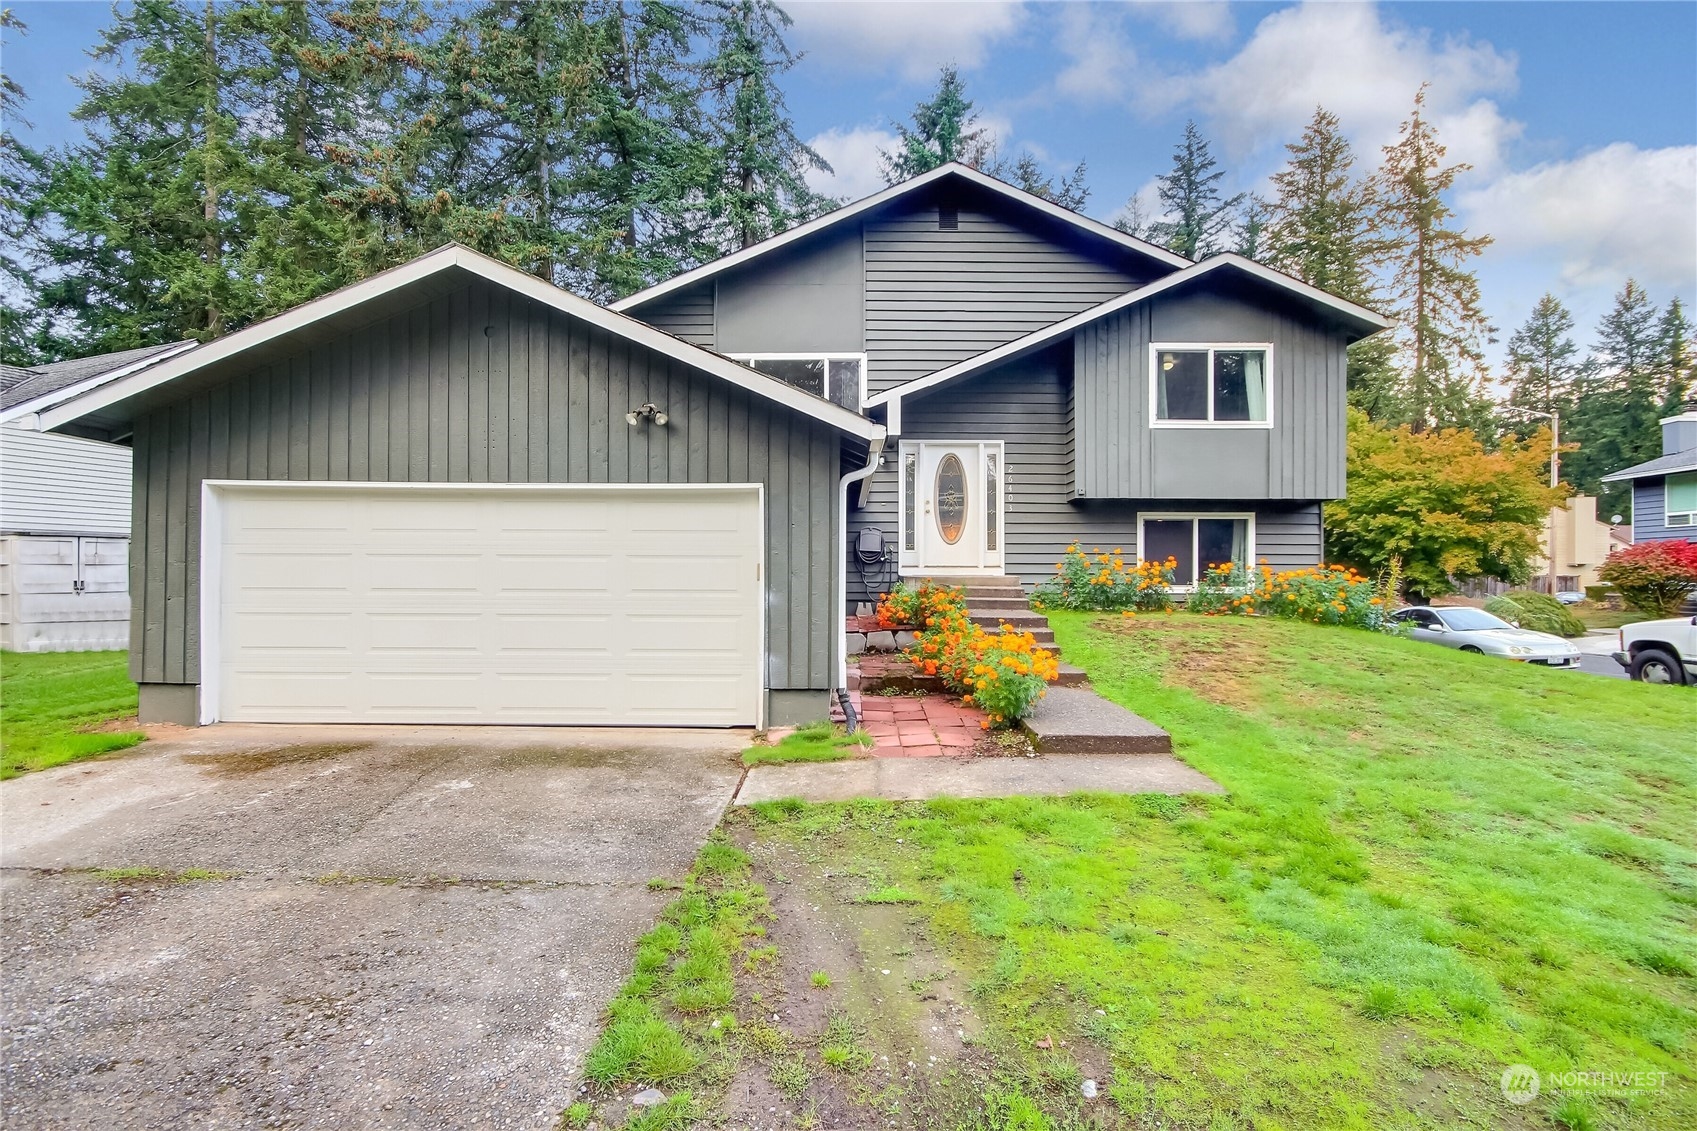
<box><xmin>1150</xmin><ymin>344</ymin><xmax>1272</xmax><ymax>427</ymax></box>
<box><xmin>731</xmin><ymin>353</ymin><xmax>863</xmax><ymax>412</ymax></box>
<box><xmin>1667</xmin><ymin>472</ymin><xmax>1697</xmax><ymax>527</ymax></box>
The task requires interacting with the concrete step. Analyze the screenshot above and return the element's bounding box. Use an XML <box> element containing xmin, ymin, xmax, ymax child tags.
<box><xmin>1055</xmin><ymin>663</ymin><xmax>1088</xmax><ymax>687</ymax></box>
<box><xmin>964</xmin><ymin>597</ymin><xmax>1034</xmax><ymax>616</ymax></box>
<box><xmin>1020</xmin><ymin>686</ymin><xmax>1171</xmax><ymax>755</ymax></box>
<box><xmin>970</xmin><ymin>612</ymin><xmax>1049</xmax><ymax>631</ymax></box>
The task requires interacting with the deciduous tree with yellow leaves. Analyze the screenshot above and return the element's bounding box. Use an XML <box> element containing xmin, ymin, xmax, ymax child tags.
<box><xmin>1324</xmin><ymin>409</ymin><xmax>1567</xmax><ymax>598</ymax></box>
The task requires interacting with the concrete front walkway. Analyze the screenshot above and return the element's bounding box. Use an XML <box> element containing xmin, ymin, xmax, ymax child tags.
<box><xmin>734</xmin><ymin>751</ymin><xmax>1223</xmax><ymax>805</ymax></box>
<box><xmin>1</xmin><ymin>724</ymin><xmax>745</xmax><ymax>1131</ymax></box>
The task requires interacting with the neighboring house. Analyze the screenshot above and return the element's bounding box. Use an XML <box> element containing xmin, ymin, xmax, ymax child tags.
<box><xmin>24</xmin><ymin>165</ymin><xmax>1384</xmax><ymax>729</ymax></box>
<box><xmin>0</xmin><ymin>344</ymin><xmax>195</xmax><ymax>651</ymax></box>
<box><xmin>1601</xmin><ymin>409</ymin><xmax>1697</xmax><ymax>546</ymax></box>
<box><xmin>1529</xmin><ymin>495</ymin><xmax>1626</xmax><ymax>591</ymax></box>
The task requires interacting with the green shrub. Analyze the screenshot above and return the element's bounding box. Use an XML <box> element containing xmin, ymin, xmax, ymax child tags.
<box><xmin>1502</xmin><ymin>589</ymin><xmax>1587</xmax><ymax>636</ymax></box>
<box><xmin>1583</xmin><ymin>583</ymin><xmax>1612</xmax><ymax>603</ymax></box>
<box><xmin>1183</xmin><ymin>561</ymin><xmax>1392</xmax><ymax>631</ymax></box>
<box><xmin>1482</xmin><ymin>595</ymin><xmax>1528</xmax><ymax>625</ymax></box>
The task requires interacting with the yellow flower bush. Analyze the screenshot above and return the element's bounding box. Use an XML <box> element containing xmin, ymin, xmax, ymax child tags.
<box><xmin>1185</xmin><ymin>561</ymin><xmax>1391</xmax><ymax>630</ymax></box>
<box><xmin>876</xmin><ymin>582</ymin><xmax>1060</xmax><ymax>727</ymax></box>
<box><xmin>1032</xmin><ymin>543</ymin><xmax>1175</xmax><ymax>612</ymax></box>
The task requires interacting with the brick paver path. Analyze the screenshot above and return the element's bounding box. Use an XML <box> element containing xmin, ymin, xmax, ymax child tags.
<box><xmin>856</xmin><ymin>694</ymin><xmax>986</xmax><ymax>757</ymax></box>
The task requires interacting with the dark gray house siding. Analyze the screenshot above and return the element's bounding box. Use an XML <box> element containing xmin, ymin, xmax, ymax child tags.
<box><xmin>1071</xmin><ymin>282</ymin><xmax>1349</xmax><ymax>501</ymax></box>
<box><xmin>845</xmin><ymin>345</ymin><xmax>1324</xmax><ymax>606</ymax></box>
<box><xmin>863</xmin><ymin>195</ymin><xmax>1152</xmax><ymax>396</ymax></box>
<box><xmin>127</xmin><ymin>278</ymin><xmax>844</xmax><ymax>718</ymax></box>
<box><xmin>633</xmin><ymin>280</ymin><xmax>716</xmax><ymax>348</ymax></box>
<box><xmin>1631</xmin><ymin>478</ymin><xmax>1696</xmax><ymax>545</ymax></box>
<box><xmin>715</xmin><ymin>226</ymin><xmax>864</xmax><ymax>357</ymax></box>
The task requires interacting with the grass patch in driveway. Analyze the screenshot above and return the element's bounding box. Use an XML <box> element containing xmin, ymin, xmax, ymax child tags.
<box><xmin>742</xmin><ymin>720</ymin><xmax>870</xmax><ymax>766</ymax></box>
<box><xmin>728</xmin><ymin>613</ymin><xmax>1697</xmax><ymax>1129</ymax></box>
<box><xmin>2</xmin><ymin>650</ymin><xmax>144</xmax><ymax>779</ymax></box>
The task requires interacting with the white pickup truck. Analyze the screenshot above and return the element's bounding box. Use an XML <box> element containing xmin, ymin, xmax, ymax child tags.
<box><xmin>1613</xmin><ymin>614</ymin><xmax>1697</xmax><ymax>685</ymax></box>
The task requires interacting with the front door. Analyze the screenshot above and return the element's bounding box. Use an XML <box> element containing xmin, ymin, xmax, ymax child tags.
<box><xmin>910</xmin><ymin>441</ymin><xmax>1003</xmax><ymax>573</ymax></box>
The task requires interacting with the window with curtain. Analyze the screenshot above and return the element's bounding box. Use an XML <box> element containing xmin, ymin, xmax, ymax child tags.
<box><xmin>1153</xmin><ymin>346</ymin><xmax>1269</xmax><ymax>423</ymax></box>
<box><xmin>1667</xmin><ymin>472</ymin><xmax>1697</xmax><ymax>527</ymax></box>
<box><xmin>1139</xmin><ymin>515</ymin><xmax>1252</xmax><ymax>585</ymax></box>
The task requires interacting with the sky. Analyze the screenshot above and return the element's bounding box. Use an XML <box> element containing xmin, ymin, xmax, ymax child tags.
<box><xmin>5</xmin><ymin>1</ymin><xmax>1695</xmax><ymax>375</ymax></box>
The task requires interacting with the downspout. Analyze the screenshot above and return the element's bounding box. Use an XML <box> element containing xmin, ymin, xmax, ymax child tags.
<box><xmin>837</xmin><ymin>434</ymin><xmax>887</xmax><ymax>710</ymax></box>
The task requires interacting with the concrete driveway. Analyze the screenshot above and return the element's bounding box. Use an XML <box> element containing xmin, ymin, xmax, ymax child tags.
<box><xmin>0</xmin><ymin>724</ymin><xmax>746</xmax><ymax>1130</ymax></box>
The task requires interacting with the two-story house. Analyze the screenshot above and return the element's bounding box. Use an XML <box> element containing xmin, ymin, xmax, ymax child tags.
<box><xmin>24</xmin><ymin>164</ymin><xmax>1386</xmax><ymax>729</ymax></box>
<box><xmin>1602</xmin><ymin>408</ymin><xmax>1697</xmax><ymax>546</ymax></box>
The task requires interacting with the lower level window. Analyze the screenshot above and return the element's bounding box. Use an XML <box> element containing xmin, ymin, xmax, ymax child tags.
<box><xmin>1666</xmin><ymin>472</ymin><xmax>1697</xmax><ymax>527</ymax></box>
<box><xmin>732</xmin><ymin>354</ymin><xmax>864</xmax><ymax>412</ymax></box>
<box><xmin>1139</xmin><ymin>515</ymin><xmax>1251</xmax><ymax>585</ymax></box>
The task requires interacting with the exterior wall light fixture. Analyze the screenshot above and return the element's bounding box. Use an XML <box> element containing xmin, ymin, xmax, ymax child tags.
<box><xmin>625</xmin><ymin>403</ymin><xmax>669</xmax><ymax>426</ymax></box>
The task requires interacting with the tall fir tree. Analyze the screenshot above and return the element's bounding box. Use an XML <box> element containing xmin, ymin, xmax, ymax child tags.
<box><xmin>1</xmin><ymin>7</ymin><xmax>60</xmax><ymax>363</ymax></box>
<box><xmin>1142</xmin><ymin>121</ymin><xmax>1243</xmax><ymax>260</ymax></box>
<box><xmin>1004</xmin><ymin>153</ymin><xmax>1089</xmax><ymax>210</ymax></box>
<box><xmin>878</xmin><ymin>65</ymin><xmax>993</xmax><ymax>183</ymax></box>
<box><xmin>1260</xmin><ymin>105</ymin><xmax>1396</xmax><ymax>419</ymax></box>
<box><xmin>1567</xmin><ymin>280</ymin><xmax>1664</xmax><ymax>515</ymax></box>
<box><xmin>1502</xmin><ymin>293</ymin><xmax>1582</xmax><ymax>424</ymax></box>
<box><xmin>33</xmin><ymin>0</ymin><xmax>259</xmax><ymax>351</ymax></box>
<box><xmin>1654</xmin><ymin>297</ymin><xmax>1694</xmax><ymax>415</ymax></box>
<box><xmin>700</xmin><ymin>0</ymin><xmax>830</xmax><ymax>252</ymax></box>
<box><xmin>1373</xmin><ymin>85</ymin><xmax>1495</xmax><ymax>432</ymax></box>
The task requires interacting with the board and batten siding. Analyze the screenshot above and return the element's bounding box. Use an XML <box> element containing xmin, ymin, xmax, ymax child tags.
<box><xmin>845</xmin><ymin>346</ymin><xmax>1323</xmax><ymax>605</ymax></box>
<box><xmin>1</xmin><ymin>423</ymin><xmax>133</xmax><ymax>535</ymax></box>
<box><xmin>863</xmin><ymin>199</ymin><xmax>1151</xmax><ymax>396</ymax></box>
<box><xmin>1072</xmin><ymin>285</ymin><xmax>1349</xmax><ymax>501</ymax></box>
<box><xmin>127</xmin><ymin>278</ymin><xmax>841</xmax><ymax>697</ymax></box>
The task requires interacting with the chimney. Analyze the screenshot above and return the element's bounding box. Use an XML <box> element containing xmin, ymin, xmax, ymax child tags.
<box><xmin>1664</xmin><ymin>408</ymin><xmax>1697</xmax><ymax>457</ymax></box>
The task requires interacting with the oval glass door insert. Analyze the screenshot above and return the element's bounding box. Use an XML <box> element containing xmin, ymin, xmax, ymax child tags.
<box><xmin>934</xmin><ymin>454</ymin><xmax>967</xmax><ymax>544</ymax></box>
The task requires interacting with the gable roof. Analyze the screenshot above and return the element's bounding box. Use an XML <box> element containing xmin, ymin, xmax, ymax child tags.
<box><xmin>1601</xmin><ymin>450</ymin><xmax>1697</xmax><ymax>483</ymax></box>
<box><xmin>1</xmin><ymin>341</ymin><xmax>200</xmax><ymax>419</ymax></box>
<box><xmin>864</xmin><ymin>253</ymin><xmax>1392</xmax><ymax>414</ymax></box>
<box><xmin>25</xmin><ymin>244</ymin><xmax>884</xmax><ymax>444</ymax></box>
<box><xmin>610</xmin><ymin>162</ymin><xmax>1194</xmax><ymax>314</ymax></box>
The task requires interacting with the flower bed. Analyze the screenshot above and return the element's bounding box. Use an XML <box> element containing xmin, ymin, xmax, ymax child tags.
<box><xmin>1187</xmin><ymin>561</ymin><xmax>1390</xmax><ymax>630</ymax></box>
<box><xmin>878</xmin><ymin>582</ymin><xmax>1060</xmax><ymax>728</ymax></box>
<box><xmin>1032</xmin><ymin>544</ymin><xmax>1176</xmax><ymax>612</ymax></box>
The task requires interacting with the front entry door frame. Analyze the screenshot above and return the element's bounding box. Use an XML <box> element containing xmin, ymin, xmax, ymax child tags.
<box><xmin>897</xmin><ymin>440</ymin><xmax>1006</xmax><ymax>576</ymax></box>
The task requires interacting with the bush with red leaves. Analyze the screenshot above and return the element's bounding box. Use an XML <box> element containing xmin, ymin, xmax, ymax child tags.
<box><xmin>1597</xmin><ymin>541</ymin><xmax>1697</xmax><ymax>617</ymax></box>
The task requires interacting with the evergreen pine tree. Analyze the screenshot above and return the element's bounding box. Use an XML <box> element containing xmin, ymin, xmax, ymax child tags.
<box><xmin>1503</xmin><ymin>294</ymin><xmax>1581</xmax><ymax>423</ymax></box>
<box><xmin>1567</xmin><ymin>280</ymin><xmax>1664</xmax><ymax>514</ymax></box>
<box><xmin>33</xmin><ymin>0</ymin><xmax>259</xmax><ymax>351</ymax></box>
<box><xmin>0</xmin><ymin>8</ymin><xmax>60</xmax><ymax>363</ymax></box>
<box><xmin>1654</xmin><ymin>297</ymin><xmax>1694</xmax><ymax>415</ymax></box>
<box><xmin>1262</xmin><ymin>106</ymin><xmax>1377</xmax><ymax>304</ymax></box>
<box><xmin>1004</xmin><ymin>153</ymin><xmax>1089</xmax><ymax>210</ymax></box>
<box><xmin>701</xmin><ymin>0</ymin><xmax>830</xmax><ymax>252</ymax></box>
<box><xmin>878</xmin><ymin>65</ymin><xmax>993</xmax><ymax>183</ymax></box>
<box><xmin>1373</xmin><ymin>85</ymin><xmax>1495</xmax><ymax>432</ymax></box>
<box><xmin>1145</xmin><ymin>120</ymin><xmax>1243</xmax><ymax>260</ymax></box>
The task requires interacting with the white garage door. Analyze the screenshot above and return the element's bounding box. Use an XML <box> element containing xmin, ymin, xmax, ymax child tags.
<box><xmin>208</xmin><ymin>484</ymin><xmax>763</xmax><ymax>726</ymax></box>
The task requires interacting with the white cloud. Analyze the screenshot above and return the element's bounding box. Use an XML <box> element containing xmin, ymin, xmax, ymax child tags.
<box><xmin>1460</xmin><ymin>143</ymin><xmax>1697</xmax><ymax>294</ymax></box>
<box><xmin>1054</xmin><ymin>4</ymin><xmax>1138</xmax><ymax>104</ymax></box>
<box><xmin>1149</xmin><ymin>1</ymin><xmax>1521</xmax><ymax>175</ymax></box>
<box><xmin>806</xmin><ymin>125</ymin><xmax>900</xmax><ymax>201</ymax></box>
<box><xmin>785</xmin><ymin>0</ymin><xmax>1028</xmax><ymax>82</ymax></box>
<box><xmin>1131</xmin><ymin>1</ymin><xmax>1236</xmax><ymax>44</ymax></box>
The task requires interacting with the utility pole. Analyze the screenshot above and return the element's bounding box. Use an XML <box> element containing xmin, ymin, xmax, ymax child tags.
<box><xmin>1548</xmin><ymin>412</ymin><xmax>1560</xmax><ymax>596</ymax></box>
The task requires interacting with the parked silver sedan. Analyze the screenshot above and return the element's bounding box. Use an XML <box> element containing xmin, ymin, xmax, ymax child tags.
<box><xmin>1389</xmin><ymin>606</ymin><xmax>1583</xmax><ymax>668</ymax></box>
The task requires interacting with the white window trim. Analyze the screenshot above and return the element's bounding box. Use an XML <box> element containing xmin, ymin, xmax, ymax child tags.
<box><xmin>897</xmin><ymin>439</ymin><xmax>1006</xmax><ymax>575</ymax></box>
<box><xmin>1666</xmin><ymin>472</ymin><xmax>1697</xmax><ymax>527</ymax></box>
<box><xmin>1135</xmin><ymin>511</ymin><xmax>1257</xmax><ymax>591</ymax></box>
<box><xmin>1148</xmin><ymin>342</ymin><xmax>1275</xmax><ymax>429</ymax></box>
<box><xmin>728</xmin><ymin>352</ymin><xmax>867</xmax><ymax>404</ymax></box>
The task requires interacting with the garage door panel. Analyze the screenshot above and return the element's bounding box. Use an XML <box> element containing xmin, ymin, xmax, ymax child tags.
<box><xmin>215</xmin><ymin>486</ymin><xmax>763</xmax><ymax>726</ymax></box>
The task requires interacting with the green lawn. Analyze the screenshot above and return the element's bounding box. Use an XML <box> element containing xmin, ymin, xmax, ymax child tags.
<box><xmin>742</xmin><ymin>719</ymin><xmax>872</xmax><ymax>766</ymax></box>
<box><xmin>1</xmin><ymin>650</ymin><xmax>144</xmax><ymax>779</ymax></box>
<box><xmin>1572</xmin><ymin>604</ymin><xmax>1650</xmax><ymax>632</ymax></box>
<box><xmin>734</xmin><ymin>614</ymin><xmax>1696</xmax><ymax>1130</ymax></box>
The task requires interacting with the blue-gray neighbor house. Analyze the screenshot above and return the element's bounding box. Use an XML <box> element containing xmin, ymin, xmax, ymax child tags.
<box><xmin>23</xmin><ymin>164</ymin><xmax>1388</xmax><ymax>729</ymax></box>
<box><xmin>1601</xmin><ymin>410</ymin><xmax>1697</xmax><ymax>546</ymax></box>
